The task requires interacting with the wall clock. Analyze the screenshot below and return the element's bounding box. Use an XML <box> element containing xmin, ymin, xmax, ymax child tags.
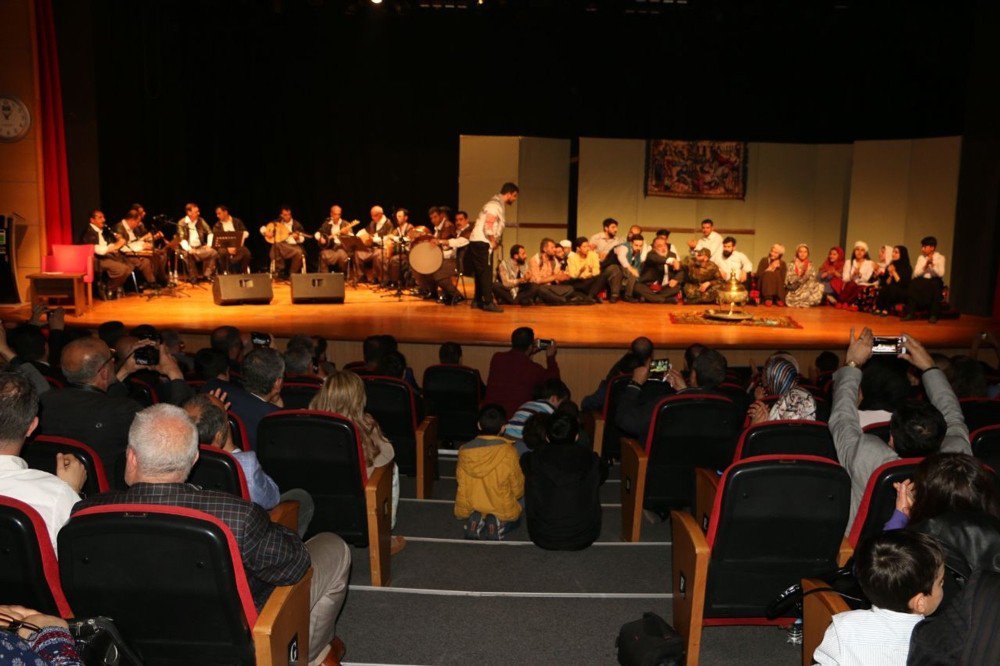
<box><xmin>0</xmin><ymin>96</ymin><xmax>31</xmax><ymax>142</ymax></box>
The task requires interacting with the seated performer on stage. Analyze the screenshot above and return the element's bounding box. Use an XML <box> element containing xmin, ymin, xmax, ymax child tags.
<box><xmin>873</xmin><ymin>245</ymin><xmax>912</xmax><ymax>316</ymax></box>
<box><xmin>687</xmin><ymin>218</ymin><xmax>723</xmax><ymax>259</ymax></box>
<box><xmin>904</xmin><ymin>236</ymin><xmax>947</xmax><ymax>323</ymax></box>
<box><xmin>316</xmin><ymin>205</ymin><xmax>352</xmax><ymax>274</ymax></box>
<box><xmin>114</xmin><ymin>208</ymin><xmax>167</xmax><ymax>287</ymax></box>
<box><xmin>453</xmin><ymin>209</ymin><xmax>474</xmax><ymax>278</ymax></box>
<box><xmin>589</xmin><ymin>218</ymin><xmax>625</xmax><ymax>269</ymax></box>
<box><xmin>354</xmin><ymin>206</ymin><xmax>393</xmax><ymax>283</ymax></box>
<box><xmin>566</xmin><ymin>237</ymin><xmax>621</xmax><ymax>302</ymax></box>
<box><xmin>260</xmin><ymin>206</ymin><xmax>305</xmax><ymax>277</ymax></box>
<box><xmin>379</xmin><ymin>208</ymin><xmax>415</xmax><ymax>288</ymax></box>
<box><xmin>784</xmin><ymin>243</ymin><xmax>825</xmax><ymax>308</ymax></box>
<box><xmin>714</xmin><ymin>236</ymin><xmax>752</xmax><ymax>287</ymax></box>
<box><xmin>82</xmin><ymin>209</ymin><xmax>136</xmax><ymax>299</ymax></box>
<box><xmin>176</xmin><ymin>203</ymin><xmax>218</xmax><ymax>280</ymax></box>
<box><xmin>494</xmin><ymin>244</ymin><xmax>538</xmax><ymax>306</ymax></box>
<box><xmin>211</xmin><ymin>205</ymin><xmax>251</xmax><ymax>275</ymax></box>
<box><xmin>838</xmin><ymin>241</ymin><xmax>876</xmax><ymax>309</ymax></box>
<box><xmin>614</xmin><ymin>231</ymin><xmax>648</xmax><ymax>301</ymax></box>
<box><xmin>818</xmin><ymin>246</ymin><xmax>846</xmax><ymax>305</ymax></box>
<box><xmin>756</xmin><ymin>243</ymin><xmax>787</xmax><ymax>306</ymax></box>
<box><xmin>635</xmin><ymin>236</ymin><xmax>683</xmax><ymax>303</ymax></box>
<box><xmin>528</xmin><ymin>238</ymin><xmax>575</xmax><ymax>305</ymax></box>
<box><xmin>415</xmin><ymin>207</ymin><xmax>467</xmax><ymax>305</ymax></box>
<box><xmin>680</xmin><ymin>247</ymin><xmax>724</xmax><ymax>304</ymax></box>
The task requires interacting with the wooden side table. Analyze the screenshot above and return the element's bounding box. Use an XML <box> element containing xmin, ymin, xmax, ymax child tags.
<box><xmin>26</xmin><ymin>272</ymin><xmax>89</xmax><ymax>316</ymax></box>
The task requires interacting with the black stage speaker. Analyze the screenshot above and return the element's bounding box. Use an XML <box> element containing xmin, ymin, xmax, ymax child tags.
<box><xmin>213</xmin><ymin>274</ymin><xmax>273</xmax><ymax>305</ymax></box>
<box><xmin>291</xmin><ymin>273</ymin><xmax>345</xmax><ymax>304</ymax></box>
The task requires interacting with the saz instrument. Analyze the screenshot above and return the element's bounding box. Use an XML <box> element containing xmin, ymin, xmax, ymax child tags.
<box><xmin>263</xmin><ymin>221</ymin><xmax>305</xmax><ymax>245</ymax></box>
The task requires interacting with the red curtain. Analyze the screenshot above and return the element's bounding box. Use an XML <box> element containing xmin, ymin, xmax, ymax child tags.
<box><xmin>34</xmin><ymin>0</ymin><xmax>73</xmax><ymax>250</ymax></box>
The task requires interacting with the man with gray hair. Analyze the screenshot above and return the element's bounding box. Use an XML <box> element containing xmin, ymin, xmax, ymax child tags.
<box><xmin>223</xmin><ymin>347</ymin><xmax>284</xmax><ymax>450</ymax></box>
<box><xmin>74</xmin><ymin>403</ymin><xmax>351</xmax><ymax>664</ymax></box>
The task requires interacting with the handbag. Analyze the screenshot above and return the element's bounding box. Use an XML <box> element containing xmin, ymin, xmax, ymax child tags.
<box><xmin>67</xmin><ymin>616</ymin><xmax>144</xmax><ymax>666</ymax></box>
<box><xmin>615</xmin><ymin>612</ymin><xmax>685</xmax><ymax>666</ymax></box>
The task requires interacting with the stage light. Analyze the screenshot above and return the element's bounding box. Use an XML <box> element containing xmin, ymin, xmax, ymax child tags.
<box><xmin>371</xmin><ymin>0</ymin><xmax>383</xmax><ymax>4</ymax></box>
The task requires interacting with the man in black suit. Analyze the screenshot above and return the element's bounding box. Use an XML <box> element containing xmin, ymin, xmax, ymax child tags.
<box><xmin>81</xmin><ymin>209</ymin><xmax>135</xmax><ymax>297</ymax></box>
<box><xmin>5</xmin><ymin>306</ymin><xmax>67</xmax><ymax>386</ymax></box>
<box><xmin>224</xmin><ymin>347</ymin><xmax>284</xmax><ymax>450</ymax></box>
<box><xmin>260</xmin><ymin>206</ymin><xmax>305</xmax><ymax>276</ymax></box>
<box><xmin>634</xmin><ymin>236</ymin><xmax>683</xmax><ymax>304</ymax></box>
<box><xmin>212</xmin><ymin>205</ymin><xmax>252</xmax><ymax>275</ymax></box>
<box><xmin>37</xmin><ymin>337</ymin><xmax>193</xmax><ymax>477</ymax></box>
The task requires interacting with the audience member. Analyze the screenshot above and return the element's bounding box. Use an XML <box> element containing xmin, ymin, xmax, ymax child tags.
<box><xmin>224</xmin><ymin>348</ymin><xmax>285</xmax><ymax>450</ymax></box>
<box><xmin>520</xmin><ymin>412</ymin><xmax>602</xmax><ymax>551</ymax></box>
<box><xmin>0</xmin><ymin>373</ymin><xmax>85</xmax><ymax>550</ymax></box>
<box><xmin>946</xmin><ymin>355</ymin><xmax>988</xmax><ymax>399</ymax></box>
<box><xmin>5</xmin><ymin>306</ymin><xmax>67</xmax><ymax>385</ymax></box>
<box><xmin>0</xmin><ymin>605</ymin><xmax>81</xmax><ymax>664</ymax></box>
<box><xmin>907</xmin><ymin>569</ymin><xmax>1000</xmax><ymax>665</ymax></box>
<box><xmin>209</xmin><ymin>325</ymin><xmax>245</xmax><ymax>375</ymax></box>
<box><xmin>97</xmin><ymin>320</ymin><xmax>127</xmax><ymax>351</ymax></box>
<box><xmin>814</xmin><ymin>530</ymin><xmax>944</xmax><ymax>665</ymax></box>
<box><xmin>73</xmin><ymin>403</ymin><xmax>350</xmax><ymax>664</ymax></box>
<box><xmin>159</xmin><ymin>329</ymin><xmax>193</xmax><ymax>376</ymax></box>
<box><xmin>814</xmin><ymin>350</ymin><xmax>840</xmax><ymax>385</ymax></box>
<box><xmin>439</xmin><ymin>342</ymin><xmax>463</xmax><ymax>365</ymax></box>
<box><xmin>194</xmin><ymin>347</ymin><xmax>237</xmax><ymax>393</ymax></box>
<box><xmin>283</xmin><ymin>339</ymin><xmax>322</xmax><ymax>386</ymax></box>
<box><xmin>746</xmin><ymin>356</ymin><xmax>816</xmax><ymax>424</ymax></box>
<box><xmin>829</xmin><ymin>329</ymin><xmax>971</xmax><ymax>532</ymax></box>
<box><xmin>455</xmin><ymin>404</ymin><xmax>524</xmax><ymax>541</ymax></box>
<box><xmin>581</xmin><ymin>335</ymin><xmax>653</xmax><ymax>412</ymax></box>
<box><xmin>505</xmin><ymin>379</ymin><xmax>571</xmax><ymax>454</ymax></box>
<box><xmin>484</xmin><ymin>327</ymin><xmax>560</xmax><ymax>418</ymax></box>
<box><xmin>857</xmin><ymin>358</ymin><xmax>912</xmax><ymax>428</ymax></box>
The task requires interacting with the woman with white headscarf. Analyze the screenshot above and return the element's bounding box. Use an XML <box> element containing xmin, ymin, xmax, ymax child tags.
<box><xmin>756</xmin><ymin>243</ymin><xmax>787</xmax><ymax>306</ymax></box>
<box><xmin>784</xmin><ymin>243</ymin><xmax>824</xmax><ymax>307</ymax></box>
<box><xmin>837</xmin><ymin>240</ymin><xmax>876</xmax><ymax>308</ymax></box>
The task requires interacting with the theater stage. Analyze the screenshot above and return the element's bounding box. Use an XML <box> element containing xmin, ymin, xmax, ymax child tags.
<box><xmin>3</xmin><ymin>282</ymin><xmax>996</xmax><ymax>400</ymax></box>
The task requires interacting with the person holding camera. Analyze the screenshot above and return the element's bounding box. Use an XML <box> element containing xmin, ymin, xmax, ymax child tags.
<box><xmin>483</xmin><ymin>327</ymin><xmax>560</xmax><ymax>418</ymax></box>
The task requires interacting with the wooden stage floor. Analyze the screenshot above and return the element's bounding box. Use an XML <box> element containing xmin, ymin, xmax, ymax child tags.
<box><xmin>3</xmin><ymin>282</ymin><xmax>996</xmax><ymax>351</ymax></box>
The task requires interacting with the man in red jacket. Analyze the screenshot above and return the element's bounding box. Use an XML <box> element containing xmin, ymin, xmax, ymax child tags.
<box><xmin>484</xmin><ymin>327</ymin><xmax>560</xmax><ymax>418</ymax></box>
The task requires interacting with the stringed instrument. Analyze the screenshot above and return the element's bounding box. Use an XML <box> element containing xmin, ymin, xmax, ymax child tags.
<box><xmin>263</xmin><ymin>221</ymin><xmax>305</xmax><ymax>245</ymax></box>
<box><xmin>314</xmin><ymin>219</ymin><xmax>362</xmax><ymax>244</ymax></box>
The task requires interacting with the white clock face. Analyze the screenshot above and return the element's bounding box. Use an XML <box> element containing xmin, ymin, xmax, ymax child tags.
<box><xmin>0</xmin><ymin>96</ymin><xmax>31</xmax><ymax>142</ymax></box>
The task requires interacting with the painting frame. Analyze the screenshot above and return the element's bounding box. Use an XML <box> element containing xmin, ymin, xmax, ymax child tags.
<box><xmin>645</xmin><ymin>139</ymin><xmax>748</xmax><ymax>200</ymax></box>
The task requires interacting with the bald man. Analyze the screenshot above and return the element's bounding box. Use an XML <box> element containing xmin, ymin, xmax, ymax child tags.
<box><xmin>354</xmin><ymin>205</ymin><xmax>393</xmax><ymax>283</ymax></box>
<box><xmin>316</xmin><ymin>205</ymin><xmax>351</xmax><ymax>274</ymax></box>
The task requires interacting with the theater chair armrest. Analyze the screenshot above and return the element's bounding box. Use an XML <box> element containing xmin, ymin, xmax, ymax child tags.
<box><xmin>254</xmin><ymin>567</ymin><xmax>312</xmax><ymax>665</ymax></box>
<box><xmin>671</xmin><ymin>510</ymin><xmax>709</xmax><ymax>666</ymax></box>
<box><xmin>415</xmin><ymin>416</ymin><xmax>438</xmax><ymax>500</ymax></box>
<box><xmin>693</xmin><ymin>468</ymin><xmax>720</xmax><ymax>534</ymax></box>
<box><xmin>801</xmin><ymin>577</ymin><xmax>850</xmax><ymax>666</ymax></box>
<box><xmin>268</xmin><ymin>500</ymin><xmax>300</xmax><ymax>533</ymax></box>
<box><xmin>837</xmin><ymin>537</ymin><xmax>853</xmax><ymax>568</ymax></box>
<box><xmin>620</xmin><ymin>437</ymin><xmax>649</xmax><ymax>542</ymax></box>
<box><xmin>365</xmin><ymin>463</ymin><xmax>393</xmax><ymax>587</ymax></box>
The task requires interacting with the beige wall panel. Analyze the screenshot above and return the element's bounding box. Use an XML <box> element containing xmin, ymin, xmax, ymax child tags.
<box><xmin>846</xmin><ymin>140</ymin><xmax>912</xmax><ymax>251</ymax></box>
<box><xmin>511</xmin><ymin>137</ymin><xmax>569</xmax><ymax>252</ymax></box>
<box><xmin>0</xmin><ymin>138</ymin><xmax>38</xmax><ymax>182</ymax></box>
<box><xmin>812</xmin><ymin>145</ymin><xmax>854</xmax><ymax>255</ymax></box>
<box><xmin>459</xmin><ymin>135</ymin><xmax>520</xmax><ymax>226</ymax></box>
<box><xmin>905</xmin><ymin>136</ymin><xmax>960</xmax><ymax>284</ymax></box>
<box><xmin>578</xmin><ymin>138</ymin><xmax>643</xmax><ymax>236</ymax></box>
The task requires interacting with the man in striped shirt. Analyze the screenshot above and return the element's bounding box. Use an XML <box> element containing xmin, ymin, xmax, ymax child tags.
<box><xmin>505</xmin><ymin>379</ymin><xmax>570</xmax><ymax>455</ymax></box>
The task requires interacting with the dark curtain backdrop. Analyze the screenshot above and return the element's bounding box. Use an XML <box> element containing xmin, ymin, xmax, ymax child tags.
<box><xmin>55</xmin><ymin>1</ymin><xmax>980</xmax><ymax>280</ymax></box>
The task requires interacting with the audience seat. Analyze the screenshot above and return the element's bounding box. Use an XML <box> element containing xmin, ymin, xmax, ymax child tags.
<box><xmin>422</xmin><ymin>364</ymin><xmax>483</xmax><ymax>445</ymax></box>
<box><xmin>847</xmin><ymin>458</ymin><xmax>921</xmax><ymax>551</ymax></box>
<box><xmin>229</xmin><ymin>410</ymin><xmax>251</xmax><ymax>450</ymax></box>
<box><xmin>188</xmin><ymin>445</ymin><xmax>299</xmax><ymax>531</ymax></box>
<box><xmin>734</xmin><ymin>421</ymin><xmax>837</xmax><ymax>462</ymax></box>
<box><xmin>620</xmin><ymin>394</ymin><xmax>741</xmax><ymax>541</ymax></box>
<box><xmin>715</xmin><ymin>382</ymin><xmax>751</xmax><ymax>415</ymax></box>
<box><xmin>43</xmin><ymin>375</ymin><xmax>65</xmax><ymax>390</ymax></box>
<box><xmin>363</xmin><ymin>375</ymin><xmax>438</xmax><ymax>488</ymax></box>
<box><xmin>59</xmin><ymin>505</ymin><xmax>311</xmax><ymax>664</ymax></box>
<box><xmin>256</xmin><ymin>410</ymin><xmax>392</xmax><ymax>585</ymax></box>
<box><xmin>21</xmin><ymin>434</ymin><xmax>110</xmax><ymax>496</ymax></box>
<box><xmin>971</xmin><ymin>425</ymin><xmax>1000</xmax><ymax>473</ymax></box>
<box><xmin>126</xmin><ymin>376</ymin><xmax>160</xmax><ymax>407</ymax></box>
<box><xmin>671</xmin><ymin>455</ymin><xmax>851</xmax><ymax>664</ymax></box>
<box><xmin>0</xmin><ymin>496</ymin><xmax>73</xmax><ymax>618</ymax></box>
<box><xmin>801</xmin><ymin>577</ymin><xmax>851</xmax><ymax>666</ymax></box>
<box><xmin>960</xmin><ymin>398</ymin><xmax>1000</xmax><ymax>433</ymax></box>
<box><xmin>862</xmin><ymin>421</ymin><xmax>891</xmax><ymax>443</ymax></box>
<box><xmin>280</xmin><ymin>381</ymin><xmax>321</xmax><ymax>410</ymax></box>
<box><xmin>586</xmin><ymin>373</ymin><xmax>632</xmax><ymax>460</ymax></box>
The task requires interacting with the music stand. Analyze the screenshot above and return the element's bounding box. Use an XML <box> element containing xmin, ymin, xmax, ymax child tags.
<box><xmin>338</xmin><ymin>235</ymin><xmax>368</xmax><ymax>287</ymax></box>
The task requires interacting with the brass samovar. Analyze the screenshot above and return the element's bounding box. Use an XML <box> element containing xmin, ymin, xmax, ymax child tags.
<box><xmin>705</xmin><ymin>270</ymin><xmax>753</xmax><ymax>321</ymax></box>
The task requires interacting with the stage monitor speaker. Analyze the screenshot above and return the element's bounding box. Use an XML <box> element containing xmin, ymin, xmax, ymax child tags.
<box><xmin>213</xmin><ymin>274</ymin><xmax>273</xmax><ymax>305</ymax></box>
<box><xmin>291</xmin><ymin>273</ymin><xmax>345</xmax><ymax>304</ymax></box>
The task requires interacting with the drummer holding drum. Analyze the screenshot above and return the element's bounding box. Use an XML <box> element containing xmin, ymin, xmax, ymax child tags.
<box><xmin>412</xmin><ymin>206</ymin><xmax>469</xmax><ymax>305</ymax></box>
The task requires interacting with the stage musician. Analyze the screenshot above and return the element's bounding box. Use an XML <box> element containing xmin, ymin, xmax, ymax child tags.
<box><xmin>378</xmin><ymin>208</ymin><xmax>415</xmax><ymax>287</ymax></box>
<box><xmin>212</xmin><ymin>205</ymin><xmax>251</xmax><ymax>275</ymax></box>
<box><xmin>354</xmin><ymin>206</ymin><xmax>393</xmax><ymax>283</ymax></box>
<box><xmin>81</xmin><ymin>209</ymin><xmax>135</xmax><ymax>298</ymax></box>
<box><xmin>316</xmin><ymin>205</ymin><xmax>351</xmax><ymax>274</ymax></box>
<box><xmin>176</xmin><ymin>203</ymin><xmax>218</xmax><ymax>280</ymax></box>
<box><xmin>114</xmin><ymin>208</ymin><xmax>166</xmax><ymax>286</ymax></box>
<box><xmin>260</xmin><ymin>206</ymin><xmax>305</xmax><ymax>276</ymax></box>
<box><xmin>416</xmin><ymin>206</ymin><xmax>468</xmax><ymax>305</ymax></box>
<box><xmin>468</xmin><ymin>183</ymin><xmax>519</xmax><ymax>313</ymax></box>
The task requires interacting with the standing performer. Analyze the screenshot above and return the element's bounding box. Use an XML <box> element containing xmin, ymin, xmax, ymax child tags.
<box><xmin>260</xmin><ymin>206</ymin><xmax>305</xmax><ymax>276</ymax></box>
<box><xmin>212</xmin><ymin>205</ymin><xmax>251</xmax><ymax>275</ymax></box>
<box><xmin>469</xmin><ymin>182</ymin><xmax>519</xmax><ymax>312</ymax></box>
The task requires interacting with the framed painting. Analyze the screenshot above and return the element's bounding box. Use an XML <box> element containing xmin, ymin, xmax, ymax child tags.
<box><xmin>645</xmin><ymin>139</ymin><xmax>748</xmax><ymax>199</ymax></box>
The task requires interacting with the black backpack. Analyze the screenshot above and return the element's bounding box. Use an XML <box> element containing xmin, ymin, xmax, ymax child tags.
<box><xmin>615</xmin><ymin>612</ymin><xmax>685</xmax><ymax>666</ymax></box>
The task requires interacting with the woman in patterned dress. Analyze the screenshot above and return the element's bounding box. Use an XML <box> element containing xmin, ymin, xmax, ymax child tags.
<box><xmin>785</xmin><ymin>243</ymin><xmax>824</xmax><ymax>307</ymax></box>
<box><xmin>746</xmin><ymin>357</ymin><xmax>817</xmax><ymax>425</ymax></box>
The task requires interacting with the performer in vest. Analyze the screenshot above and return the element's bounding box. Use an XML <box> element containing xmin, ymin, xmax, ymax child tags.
<box><xmin>614</xmin><ymin>233</ymin><xmax>649</xmax><ymax>302</ymax></box>
<box><xmin>81</xmin><ymin>209</ymin><xmax>133</xmax><ymax>299</ymax></box>
<box><xmin>176</xmin><ymin>203</ymin><xmax>218</xmax><ymax>280</ymax></box>
<box><xmin>378</xmin><ymin>208</ymin><xmax>415</xmax><ymax>288</ymax></box>
<box><xmin>315</xmin><ymin>204</ymin><xmax>351</xmax><ymax>274</ymax></box>
<box><xmin>469</xmin><ymin>182</ymin><xmax>519</xmax><ymax>313</ymax></box>
<box><xmin>259</xmin><ymin>206</ymin><xmax>305</xmax><ymax>276</ymax></box>
<box><xmin>212</xmin><ymin>205</ymin><xmax>251</xmax><ymax>275</ymax></box>
<box><xmin>416</xmin><ymin>207</ymin><xmax>468</xmax><ymax>305</ymax></box>
<box><xmin>493</xmin><ymin>244</ymin><xmax>538</xmax><ymax>305</ymax></box>
<box><xmin>114</xmin><ymin>208</ymin><xmax>166</xmax><ymax>287</ymax></box>
<box><xmin>354</xmin><ymin>206</ymin><xmax>393</xmax><ymax>284</ymax></box>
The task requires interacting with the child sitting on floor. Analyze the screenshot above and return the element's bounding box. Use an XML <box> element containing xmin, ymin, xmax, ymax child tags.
<box><xmin>454</xmin><ymin>404</ymin><xmax>524</xmax><ymax>541</ymax></box>
<box><xmin>814</xmin><ymin>530</ymin><xmax>945</xmax><ymax>665</ymax></box>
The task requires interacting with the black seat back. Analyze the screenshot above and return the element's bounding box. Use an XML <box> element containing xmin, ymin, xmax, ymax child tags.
<box><xmin>972</xmin><ymin>425</ymin><xmax>1000</xmax><ymax>472</ymax></box>
<box><xmin>60</xmin><ymin>506</ymin><xmax>257</xmax><ymax>664</ymax></box>
<box><xmin>188</xmin><ymin>446</ymin><xmax>249</xmax><ymax>499</ymax></box>
<box><xmin>960</xmin><ymin>399</ymin><xmax>1000</xmax><ymax>433</ymax></box>
<box><xmin>280</xmin><ymin>381</ymin><xmax>320</xmax><ymax>410</ymax></box>
<box><xmin>126</xmin><ymin>376</ymin><xmax>159</xmax><ymax>407</ymax></box>
<box><xmin>423</xmin><ymin>364</ymin><xmax>481</xmax><ymax>444</ymax></box>
<box><xmin>716</xmin><ymin>382</ymin><xmax>751</xmax><ymax>415</ymax></box>
<box><xmin>848</xmin><ymin>458</ymin><xmax>921</xmax><ymax>547</ymax></box>
<box><xmin>645</xmin><ymin>394</ymin><xmax>741</xmax><ymax>513</ymax></box>
<box><xmin>0</xmin><ymin>497</ymin><xmax>71</xmax><ymax>617</ymax></box>
<box><xmin>228</xmin><ymin>411</ymin><xmax>251</xmax><ymax>450</ymax></box>
<box><xmin>862</xmin><ymin>421</ymin><xmax>891</xmax><ymax>443</ymax></box>
<box><xmin>364</xmin><ymin>376</ymin><xmax>420</xmax><ymax>474</ymax></box>
<box><xmin>599</xmin><ymin>374</ymin><xmax>633</xmax><ymax>460</ymax></box>
<box><xmin>257</xmin><ymin>410</ymin><xmax>368</xmax><ymax>543</ymax></box>
<box><xmin>735</xmin><ymin>421</ymin><xmax>837</xmax><ymax>462</ymax></box>
<box><xmin>21</xmin><ymin>435</ymin><xmax>110</xmax><ymax>495</ymax></box>
<box><xmin>704</xmin><ymin>455</ymin><xmax>850</xmax><ymax>619</ymax></box>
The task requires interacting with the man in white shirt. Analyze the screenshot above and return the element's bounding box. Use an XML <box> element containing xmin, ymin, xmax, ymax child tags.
<box><xmin>355</xmin><ymin>206</ymin><xmax>393</xmax><ymax>283</ymax></box>
<box><xmin>904</xmin><ymin>236</ymin><xmax>947</xmax><ymax>324</ymax></box>
<box><xmin>316</xmin><ymin>205</ymin><xmax>351</xmax><ymax>274</ymax></box>
<box><xmin>469</xmin><ymin>182</ymin><xmax>519</xmax><ymax>313</ymax></box>
<box><xmin>80</xmin><ymin>209</ymin><xmax>134</xmax><ymax>297</ymax></box>
<box><xmin>259</xmin><ymin>206</ymin><xmax>305</xmax><ymax>276</ymax></box>
<box><xmin>687</xmin><ymin>218</ymin><xmax>723</xmax><ymax>259</ymax></box>
<box><xmin>714</xmin><ymin>236</ymin><xmax>753</xmax><ymax>284</ymax></box>
<box><xmin>176</xmin><ymin>203</ymin><xmax>218</xmax><ymax>280</ymax></box>
<box><xmin>0</xmin><ymin>372</ymin><xmax>86</xmax><ymax>551</ymax></box>
<box><xmin>589</xmin><ymin>218</ymin><xmax>625</xmax><ymax>267</ymax></box>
